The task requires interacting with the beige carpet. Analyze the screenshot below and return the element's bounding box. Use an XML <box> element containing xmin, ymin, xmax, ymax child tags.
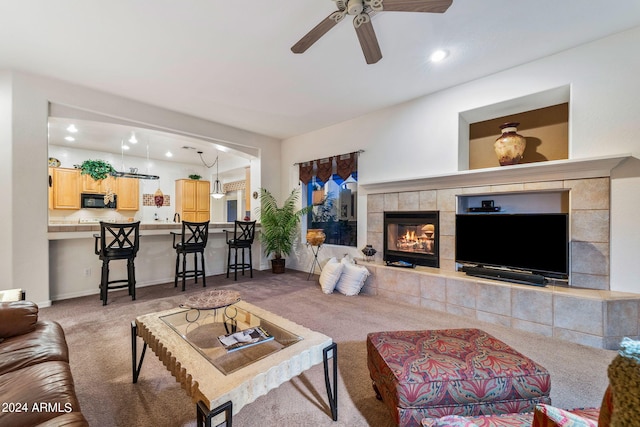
<box><xmin>39</xmin><ymin>269</ymin><xmax>616</xmax><ymax>426</ymax></box>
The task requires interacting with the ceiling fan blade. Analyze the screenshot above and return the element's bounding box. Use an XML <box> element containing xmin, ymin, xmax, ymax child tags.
<box><xmin>381</xmin><ymin>0</ymin><xmax>452</xmax><ymax>13</ymax></box>
<box><xmin>291</xmin><ymin>12</ymin><xmax>343</xmax><ymax>54</ymax></box>
<box><xmin>354</xmin><ymin>14</ymin><xmax>382</xmax><ymax>64</ymax></box>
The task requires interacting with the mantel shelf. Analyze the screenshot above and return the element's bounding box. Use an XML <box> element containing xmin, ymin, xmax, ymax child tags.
<box><xmin>360</xmin><ymin>154</ymin><xmax>634</xmax><ymax>194</ymax></box>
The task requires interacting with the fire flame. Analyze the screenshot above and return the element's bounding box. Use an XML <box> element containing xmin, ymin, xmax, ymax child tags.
<box><xmin>404</xmin><ymin>230</ymin><xmax>416</xmax><ymax>241</ymax></box>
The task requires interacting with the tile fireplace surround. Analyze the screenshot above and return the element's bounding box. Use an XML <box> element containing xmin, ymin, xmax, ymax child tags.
<box><xmin>360</xmin><ymin>157</ymin><xmax>640</xmax><ymax>349</ymax></box>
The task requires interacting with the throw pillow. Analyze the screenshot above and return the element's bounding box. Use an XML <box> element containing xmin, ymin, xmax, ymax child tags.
<box><xmin>607</xmin><ymin>337</ymin><xmax>640</xmax><ymax>426</ymax></box>
<box><xmin>335</xmin><ymin>258</ymin><xmax>370</xmax><ymax>296</ymax></box>
<box><xmin>0</xmin><ymin>288</ymin><xmax>23</xmax><ymax>302</ymax></box>
<box><xmin>319</xmin><ymin>258</ymin><xmax>343</xmax><ymax>294</ymax></box>
<box><xmin>532</xmin><ymin>404</ymin><xmax>597</xmax><ymax>427</ymax></box>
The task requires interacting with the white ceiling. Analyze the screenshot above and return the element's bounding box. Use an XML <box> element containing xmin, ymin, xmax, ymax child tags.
<box><xmin>47</xmin><ymin>117</ymin><xmax>252</xmax><ymax>170</ymax></box>
<box><xmin>2</xmin><ymin>0</ymin><xmax>640</xmax><ymax>141</ymax></box>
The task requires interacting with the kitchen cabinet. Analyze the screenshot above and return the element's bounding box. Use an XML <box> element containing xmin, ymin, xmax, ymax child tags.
<box><xmin>175</xmin><ymin>179</ymin><xmax>210</xmax><ymax>222</ymax></box>
<box><xmin>81</xmin><ymin>174</ymin><xmax>116</xmax><ymax>194</ymax></box>
<box><xmin>49</xmin><ymin>167</ymin><xmax>81</xmax><ymax>210</ymax></box>
<box><xmin>116</xmin><ymin>177</ymin><xmax>139</xmax><ymax>211</ymax></box>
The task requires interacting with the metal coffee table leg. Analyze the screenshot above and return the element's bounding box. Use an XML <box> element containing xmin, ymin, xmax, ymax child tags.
<box><xmin>131</xmin><ymin>321</ymin><xmax>147</xmax><ymax>383</ymax></box>
<box><xmin>197</xmin><ymin>400</ymin><xmax>232</xmax><ymax>427</ymax></box>
<box><xmin>323</xmin><ymin>342</ymin><xmax>338</xmax><ymax>421</ymax></box>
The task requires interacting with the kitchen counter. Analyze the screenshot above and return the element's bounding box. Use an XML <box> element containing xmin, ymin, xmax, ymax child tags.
<box><xmin>47</xmin><ymin>222</ymin><xmax>258</xmax><ymax>240</ymax></box>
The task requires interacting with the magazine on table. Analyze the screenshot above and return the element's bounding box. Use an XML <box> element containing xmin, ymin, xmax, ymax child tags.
<box><xmin>218</xmin><ymin>326</ymin><xmax>274</xmax><ymax>351</ymax></box>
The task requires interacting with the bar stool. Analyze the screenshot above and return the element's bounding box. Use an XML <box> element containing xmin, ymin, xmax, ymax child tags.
<box><xmin>171</xmin><ymin>220</ymin><xmax>209</xmax><ymax>291</ymax></box>
<box><xmin>94</xmin><ymin>221</ymin><xmax>140</xmax><ymax>306</ymax></box>
<box><xmin>225</xmin><ymin>220</ymin><xmax>256</xmax><ymax>280</ymax></box>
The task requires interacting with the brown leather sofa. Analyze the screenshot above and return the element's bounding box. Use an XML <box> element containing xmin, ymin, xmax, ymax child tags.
<box><xmin>0</xmin><ymin>300</ymin><xmax>88</xmax><ymax>427</ymax></box>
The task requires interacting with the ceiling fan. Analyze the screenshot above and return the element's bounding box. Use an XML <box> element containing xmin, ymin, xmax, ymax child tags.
<box><xmin>291</xmin><ymin>0</ymin><xmax>453</xmax><ymax>64</ymax></box>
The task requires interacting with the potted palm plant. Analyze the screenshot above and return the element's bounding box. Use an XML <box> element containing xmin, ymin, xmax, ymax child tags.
<box><xmin>259</xmin><ymin>187</ymin><xmax>312</xmax><ymax>273</ymax></box>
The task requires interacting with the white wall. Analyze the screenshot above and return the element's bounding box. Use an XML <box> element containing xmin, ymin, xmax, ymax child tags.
<box><xmin>1</xmin><ymin>70</ymin><xmax>281</xmax><ymax>305</ymax></box>
<box><xmin>0</xmin><ymin>72</ymin><xmax>13</xmax><ymax>286</ymax></box>
<box><xmin>282</xmin><ymin>26</ymin><xmax>640</xmax><ymax>293</ymax></box>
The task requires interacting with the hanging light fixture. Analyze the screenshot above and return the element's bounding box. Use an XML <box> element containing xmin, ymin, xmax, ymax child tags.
<box><xmin>111</xmin><ymin>139</ymin><xmax>159</xmax><ymax>180</ymax></box>
<box><xmin>197</xmin><ymin>151</ymin><xmax>225</xmax><ymax>199</ymax></box>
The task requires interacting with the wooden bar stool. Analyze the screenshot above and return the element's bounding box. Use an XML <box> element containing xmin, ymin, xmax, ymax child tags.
<box><xmin>94</xmin><ymin>221</ymin><xmax>140</xmax><ymax>306</ymax></box>
<box><xmin>171</xmin><ymin>221</ymin><xmax>209</xmax><ymax>291</ymax></box>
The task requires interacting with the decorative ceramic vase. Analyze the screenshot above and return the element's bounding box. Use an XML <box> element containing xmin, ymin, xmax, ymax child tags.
<box><xmin>361</xmin><ymin>244</ymin><xmax>377</xmax><ymax>262</ymax></box>
<box><xmin>306</xmin><ymin>229</ymin><xmax>326</xmax><ymax>246</ymax></box>
<box><xmin>494</xmin><ymin>122</ymin><xmax>526</xmax><ymax>166</ymax></box>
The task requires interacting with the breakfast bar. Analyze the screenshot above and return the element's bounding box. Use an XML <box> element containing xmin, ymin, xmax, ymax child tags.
<box><xmin>47</xmin><ymin>222</ymin><xmax>264</xmax><ymax>301</ymax></box>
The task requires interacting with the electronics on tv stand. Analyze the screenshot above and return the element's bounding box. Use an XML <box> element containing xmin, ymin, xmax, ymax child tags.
<box><xmin>468</xmin><ymin>207</ymin><xmax>501</xmax><ymax>212</ymax></box>
<box><xmin>468</xmin><ymin>199</ymin><xmax>501</xmax><ymax>212</ymax></box>
<box><xmin>461</xmin><ymin>265</ymin><xmax>547</xmax><ymax>287</ymax></box>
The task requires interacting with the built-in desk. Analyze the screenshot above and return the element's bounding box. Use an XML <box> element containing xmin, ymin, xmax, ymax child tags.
<box><xmin>358</xmin><ymin>262</ymin><xmax>640</xmax><ymax>350</ymax></box>
<box><xmin>48</xmin><ymin>222</ymin><xmax>263</xmax><ymax>301</ymax></box>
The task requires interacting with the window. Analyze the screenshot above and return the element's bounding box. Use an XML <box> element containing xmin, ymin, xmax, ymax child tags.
<box><xmin>299</xmin><ymin>152</ymin><xmax>360</xmax><ymax>247</ymax></box>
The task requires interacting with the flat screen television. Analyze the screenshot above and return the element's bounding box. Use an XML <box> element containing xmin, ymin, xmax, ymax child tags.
<box><xmin>455</xmin><ymin>213</ymin><xmax>569</xmax><ymax>279</ymax></box>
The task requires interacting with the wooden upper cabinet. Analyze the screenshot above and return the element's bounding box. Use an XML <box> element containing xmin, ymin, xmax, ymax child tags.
<box><xmin>81</xmin><ymin>174</ymin><xmax>116</xmax><ymax>194</ymax></box>
<box><xmin>181</xmin><ymin>180</ymin><xmax>197</xmax><ymax>211</ymax></box>
<box><xmin>175</xmin><ymin>179</ymin><xmax>210</xmax><ymax>222</ymax></box>
<box><xmin>49</xmin><ymin>167</ymin><xmax>81</xmax><ymax>210</ymax></box>
<box><xmin>116</xmin><ymin>177</ymin><xmax>139</xmax><ymax>211</ymax></box>
<box><xmin>195</xmin><ymin>180</ymin><xmax>210</xmax><ymax>212</ymax></box>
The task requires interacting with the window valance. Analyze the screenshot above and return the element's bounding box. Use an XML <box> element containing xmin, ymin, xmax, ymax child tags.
<box><xmin>297</xmin><ymin>151</ymin><xmax>361</xmax><ymax>184</ymax></box>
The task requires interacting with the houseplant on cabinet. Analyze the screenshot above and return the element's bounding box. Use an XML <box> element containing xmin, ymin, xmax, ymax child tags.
<box><xmin>259</xmin><ymin>187</ymin><xmax>312</xmax><ymax>273</ymax></box>
<box><xmin>79</xmin><ymin>159</ymin><xmax>115</xmax><ymax>180</ymax></box>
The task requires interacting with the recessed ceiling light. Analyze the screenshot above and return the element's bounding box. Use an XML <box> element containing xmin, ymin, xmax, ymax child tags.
<box><xmin>128</xmin><ymin>132</ymin><xmax>138</xmax><ymax>144</ymax></box>
<box><xmin>64</xmin><ymin>136</ymin><xmax>75</xmax><ymax>142</ymax></box>
<box><xmin>122</xmin><ymin>145</ymin><xmax>130</xmax><ymax>151</ymax></box>
<box><xmin>66</xmin><ymin>124</ymin><xmax>78</xmax><ymax>133</ymax></box>
<box><xmin>165</xmin><ymin>151</ymin><xmax>173</xmax><ymax>157</ymax></box>
<box><xmin>429</xmin><ymin>49</ymin><xmax>449</xmax><ymax>63</ymax></box>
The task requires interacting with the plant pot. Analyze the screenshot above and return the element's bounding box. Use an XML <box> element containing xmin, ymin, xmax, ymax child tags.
<box><xmin>271</xmin><ymin>258</ymin><xmax>286</xmax><ymax>274</ymax></box>
<box><xmin>306</xmin><ymin>229</ymin><xmax>326</xmax><ymax>246</ymax></box>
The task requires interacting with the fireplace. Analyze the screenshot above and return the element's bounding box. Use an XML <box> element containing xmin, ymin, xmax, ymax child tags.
<box><xmin>384</xmin><ymin>211</ymin><xmax>439</xmax><ymax>268</ymax></box>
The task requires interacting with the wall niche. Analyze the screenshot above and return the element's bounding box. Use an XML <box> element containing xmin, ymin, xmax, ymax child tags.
<box><xmin>458</xmin><ymin>85</ymin><xmax>570</xmax><ymax>171</ymax></box>
<box><xmin>469</xmin><ymin>103</ymin><xmax>568</xmax><ymax>169</ymax></box>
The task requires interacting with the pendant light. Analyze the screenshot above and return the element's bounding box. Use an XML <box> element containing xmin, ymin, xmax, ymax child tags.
<box><xmin>211</xmin><ymin>155</ymin><xmax>225</xmax><ymax>199</ymax></box>
<box><xmin>197</xmin><ymin>151</ymin><xmax>225</xmax><ymax>199</ymax></box>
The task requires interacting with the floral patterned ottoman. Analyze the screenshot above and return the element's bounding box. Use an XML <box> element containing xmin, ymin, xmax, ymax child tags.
<box><xmin>366</xmin><ymin>328</ymin><xmax>551</xmax><ymax>427</ymax></box>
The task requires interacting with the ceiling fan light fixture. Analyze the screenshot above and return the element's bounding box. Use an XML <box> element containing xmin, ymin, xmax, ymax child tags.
<box><xmin>292</xmin><ymin>0</ymin><xmax>453</xmax><ymax>65</ymax></box>
<box><xmin>347</xmin><ymin>0</ymin><xmax>363</xmax><ymax>15</ymax></box>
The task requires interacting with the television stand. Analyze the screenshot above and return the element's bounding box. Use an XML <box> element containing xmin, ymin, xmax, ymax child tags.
<box><xmin>461</xmin><ymin>266</ymin><xmax>547</xmax><ymax>287</ymax></box>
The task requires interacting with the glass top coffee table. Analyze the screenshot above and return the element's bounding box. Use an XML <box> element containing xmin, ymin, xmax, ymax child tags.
<box><xmin>131</xmin><ymin>298</ymin><xmax>337</xmax><ymax>426</ymax></box>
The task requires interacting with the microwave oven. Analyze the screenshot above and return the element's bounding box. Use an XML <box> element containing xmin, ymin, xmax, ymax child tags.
<box><xmin>81</xmin><ymin>193</ymin><xmax>117</xmax><ymax>209</ymax></box>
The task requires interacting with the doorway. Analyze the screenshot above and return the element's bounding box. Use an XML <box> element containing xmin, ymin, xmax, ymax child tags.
<box><xmin>227</xmin><ymin>200</ymin><xmax>237</xmax><ymax>222</ymax></box>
